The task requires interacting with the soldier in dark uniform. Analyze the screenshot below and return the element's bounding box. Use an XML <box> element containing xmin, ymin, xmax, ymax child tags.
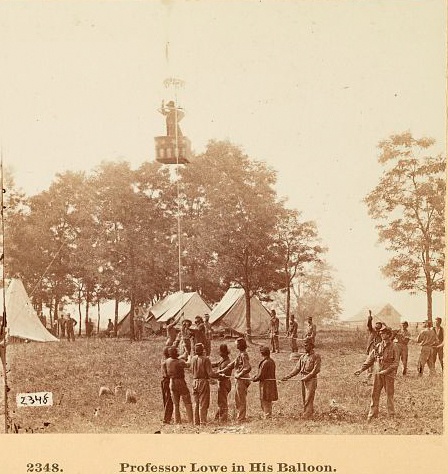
<box><xmin>161</xmin><ymin>347</ymin><xmax>173</xmax><ymax>424</ymax></box>
<box><xmin>366</xmin><ymin>310</ymin><xmax>383</xmax><ymax>378</ymax></box>
<box><xmin>252</xmin><ymin>346</ymin><xmax>278</xmax><ymax>418</ymax></box>
<box><xmin>355</xmin><ymin>326</ymin><xmax>399</xmax><ymax>421</ymax></box>
<box><xmin>288</xmin><ymin>315</ymin><xmax>299</xmax><ymax>352</ymax></box>
<box><xmin>269</xmin><ymin>310</ymin><xmax>280</xmax><ymax>353</ymax></box>
<box><xmin>65</xmin><ymin>314</ymin><xmax>77</xmax><ymax>342</ymax></box>
<box><xmin>218</xmin><ymin>337</ymin><xmax>251</xmax><ymax>422</ymax></box>
<box><xmin>395</xmin><ymin>321</ymin><xmax>411</xmax><ymax>375</ymax></box>
<box><xmin>190</xmin><ymin>343</ymin><xmax>213</xmax><ymax>425</ymax></box>
<box><xmin>211</xmin><ymin>344</ymin><xmax>232</xmax><ymax>422</ymax></box>
<box><xmin>165</xmin><ymin>346</ymin><xmax>193</xmax><ymax>424</ymax></box>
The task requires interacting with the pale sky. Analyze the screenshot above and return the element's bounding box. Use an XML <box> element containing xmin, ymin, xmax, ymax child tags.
<box><xmin>0</xmin><ymin>1</ymin><xmax>445</xmax><ymax>321</ymax></box>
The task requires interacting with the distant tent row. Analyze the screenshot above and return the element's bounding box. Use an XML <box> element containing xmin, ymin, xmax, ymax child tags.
<box><xmin>117</xmin><ymin>287</ymin><xmax>271</xmax><ymax>338</ymax></box>
<box><xmin>343</xmin><ymin>304</ymin><xmax>403</xmax><ymax>329</ymax></box>
<box><xmin>1</xmin><ymin>279</ymin><xmax>272</xmax><ymax>341</ymax></box>
<box><xmin>0</xmin><ymin>279</ymin><xmax>58</xmax><ymax>343</ymax></box>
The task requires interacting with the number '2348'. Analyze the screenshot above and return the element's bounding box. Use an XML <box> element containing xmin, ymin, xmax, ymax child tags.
<box><xmin>26</xmin><ymin>463</ymin><xmax>62</xmax><ymax>472</ymax></box>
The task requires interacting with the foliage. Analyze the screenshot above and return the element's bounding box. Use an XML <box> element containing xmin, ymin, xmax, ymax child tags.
<box><xmin>365</xmin><ymin>132</ymin><xmax>445</xmax><ymax>321</ymax></box>
<box><xmin>273</xmin><ymin>208</ymin><xmax>324</xmax><ymax>329</ymax></box>
<box><xmin>292</xmin><ymin>261</ymin><xmax>343</xmax><ymax>324</ymax></box>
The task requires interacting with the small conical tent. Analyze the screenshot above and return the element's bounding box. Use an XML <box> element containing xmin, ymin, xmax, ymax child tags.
<box><xmin>208</xmin><ymin>287</ymin><xmax>271</xmax><ymax>336</ymax></box>
<box><xmin>1</xmin><ymin>279</ymin><xmax>58</xmax><ymax>342</ymax></box>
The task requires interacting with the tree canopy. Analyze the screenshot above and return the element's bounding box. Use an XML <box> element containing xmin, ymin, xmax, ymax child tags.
<box><xmin>365</xmin><ymin>132</ymin><xmax>445</xmax><ymax>322</ymax></box>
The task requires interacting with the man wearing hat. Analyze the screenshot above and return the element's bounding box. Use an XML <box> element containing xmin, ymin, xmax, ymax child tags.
<box><xmin>190</xmin><ymin>342</ymin><xmax>213</xmax><ymax>425</ymax></box>
<box><xmin>304</xmin><ymin>316</ymin><xmax>317</xmax><ymax>345</ymax></box>
<box><xmin>395</xmin><ymin>321</ymin><xmax>411</xmax><ymax>375</ymax></box>
<box><xmin>355</xmin><ymin>326</ymin><xmax>399</xmax><ymax>421</ymax></box>
<box><xmin>218</xmin><ymin>337</ymin><xmax>252</xmax><ymax>422</ymax></box>
<box><xmin>252</xmin><ymin>346</ymin><xmax>278</xmax><ymax>418</ymax></box>
<box><xmin>281</xmin><ymin>340</ymin><xmax>321</xmax><ymax>419</ymax></box>
<box><xmin>165</xmin><ymin>346</ymin><xmax>193</xmax><ymax>424</ymax></box>
<box><xmin>269</xmin><ymin>310</ymin><xmax>280</xmax><ymax>353</ymax></box>
<box><xmin>211</xmin><ymin>344</ymin><xmax>232</xmax><ymax>422</ymax></box>
<box><xmin>366</xmin><ymin>310</ymin><xmax>383</xmax><ymax>378</ymax></box>
<box><xmin>191</xmin><ymin>316</ymin><xmax>207</xmax><ymax>348</ymax></box>
<box><xmin>416</xmin><ymin>321</ymin><xmax>437</xmax><ymax>376</ymax></box>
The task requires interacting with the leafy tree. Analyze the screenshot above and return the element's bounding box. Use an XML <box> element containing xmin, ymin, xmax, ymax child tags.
<box><xmin>92</xmin><ymin>160</ymin><xmax>175</xmax><ymax>339</ymax></box>
<box><xmin>273</xmin><ymin>208</ymin><xmax>324</xmax><ymax>331</ymax></box>
<box><xmin>181</xmin><ymin>140</ymin><xmax>284</xmax><ymax>338</ymax></box>
<box><xmin>365</xmin><ymin>132</ymin><xmax>445</xmax><ymax>322</ymax></box>
<box><xmin>293</xmin><ymin>261</ymin><xmax>343</xmax><ymax>324</ymax></box>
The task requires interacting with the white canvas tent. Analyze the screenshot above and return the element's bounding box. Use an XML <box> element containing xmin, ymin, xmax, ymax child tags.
<box><xmin>153</xmin><ymin>291</ymin><xmax>211</xmax><ymax>325</ymax></box>
<box><xmin>117</xmin><ymin>292</ymin><xmax>211</xmax><ymax>336</ymax></box>
<box><xmin>209</xmin><ymin>287</ymin><xmax>271</xmax><ymax>337</ymax></box>
<box><xmin>1</xmin><ymin>279</ymin><xmax>58</xmax><ymax>342</ymax></box>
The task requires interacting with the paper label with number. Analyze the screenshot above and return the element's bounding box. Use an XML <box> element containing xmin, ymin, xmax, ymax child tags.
<box><xmin>16</xmin><ymin>392</ymin><xmax>53</xmax><ymax>407</ymax></box>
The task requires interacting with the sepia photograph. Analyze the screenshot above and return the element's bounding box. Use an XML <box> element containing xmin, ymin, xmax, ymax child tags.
<box><xmin>0</xmin><ymin>1</ymin><xmax>445</xmax><ymax>466</ymax></box>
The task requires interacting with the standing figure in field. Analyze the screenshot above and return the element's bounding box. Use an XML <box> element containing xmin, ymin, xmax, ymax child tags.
<box><xmin>165</xmin><ymin>346</ymin><xmax>193</xmax><ymax>424</ymax></box>
<box><xmin>106</xmin><ymin>319</ymin><xmax>114</xmax><ymax>337</ymax></box>
<box><xmin>65</xmin><ymin>313</ymin><xmax>77</xmax><ymax>342</ymax></box>
<box><xmin>288</xmin><ymin>314</ymin><xmax>299</xmax><ymax>353</ymax></box>
<box><xmin>395</xmin><ymin>321</ymin><xmax>411</xmax><ymax>375</ymax></box>
<box><xmin>191</xmin><ymin>316</ymin><xmax>207</xmax><ymax>348</ymax></box>
<box><xmin>269</xmin><ymin>310</ymin><xmax>280</xmax><ymax>353</ymax></box>
<box><xmin>190</xmin><ymin>343</ymin><xmax>213</xmax><ymax>425</ymax></box>
<box><xmin>281</xmin><ymin>340</ymin><xmax>321</xmax><ymax>419</ymax></box>
<box><xmin>252</xmin><ymin>346</ymin><xmax>278</xmax><ymax>419</ymax></box>
<box><xmin>165</xmin><ymin>313</ymin><xmax>182</xmax><ymax>347</ymax></box>
<box><xmin>58</xmin><ymin>315</ymin><xmax>66</xmax><ymax>338</ymax></box>
<box><xmin>304</xmin><ymin>316</ymin><xmax>317</xmax><ymax>345</ymax></box>
<box><xmin>177</xmin><ymin>319</ymin><xmax>192</xmax><ymax>356</ymax></box>
<box><xmin>416</xmin><ymin>321</ymin><xmax>437</xmax><ymax>376</ymax></box>
<box><xmin>161</xmin><ymin>347</ymin><xmax>173</xmax><ymax>424</ymax></box>
<box><xmin>354</xmin><ymin>326</ymin><xmax>399</xmax><ymax>421</ymax></box>
<box><xmin>211</xmin><ymin>344</ymin><xmax>232</xmax><ymax>422</ymax></box>
<box><xmin>134</xmin><ymin>308</ymin><xmax>145</xmax><ymax>341</ymax></box>
<box><xmin>204</xmin><ymin>314</ymin><xmax>213</xmax><ymax>356</ymax></box>
<box><xmin>432</xmin><ymin>317</ymin><xmax>444</xmax><ymax>371</ymax></box>
<box><xmin>218</xmin><ymin>337</ymin><xmax>251</xmax><ymax>422</ymax></box>
<box><xmin>159</xmin><ymin>100</ymin><xmax>184</xmax><ymax>137</ymax></box>
<box><xmin>366</xmin><ymin>310</ymin><xmax>383</xmax><ymax>378</ymax></box>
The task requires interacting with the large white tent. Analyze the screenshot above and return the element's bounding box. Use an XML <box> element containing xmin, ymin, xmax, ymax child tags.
<box><xmin>152</xmin><ymin>291</ymin><xmax>211</xmax><ymax>325</ymax></box>
<box><xmin>1</xmin><ymin>279</ymin><xmax>58</xmax><ymax>342</ymax></box>
<box><xmin>208</xmin><ymin>287</ymin><xmax>271</xmax><ymax>337</ymax></box>
<box><xmin>116</xmin><ymin>291</ymin><xmax>211</xmax><ymax>336</ymax></box>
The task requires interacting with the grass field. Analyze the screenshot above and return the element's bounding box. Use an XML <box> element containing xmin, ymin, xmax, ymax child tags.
<box><xmin>4</xmin><ymin>329</ymin><xmax>443</xmax><ymax>435</ymax></box>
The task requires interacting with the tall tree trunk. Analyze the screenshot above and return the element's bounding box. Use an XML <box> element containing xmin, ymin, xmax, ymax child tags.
<box><xmin>426</xmin><ymin>283</ymin><xmax>433</xmax><ymax>324</ymax></box>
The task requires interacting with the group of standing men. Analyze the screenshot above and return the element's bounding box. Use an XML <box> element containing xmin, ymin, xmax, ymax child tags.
<box><xmin>161</xmin><ymin>313</ymin><xmax>322</xmax><ymax>426</ymax></box>
<box><xmin>269</xmin><ymin>310</ymin><xmax>317</xmax><ymax>353</ymax></box>
<box><xmin>354</xmin><ymin>311</ymin><xmax>443</xmax><ymax>422</ymax></box>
